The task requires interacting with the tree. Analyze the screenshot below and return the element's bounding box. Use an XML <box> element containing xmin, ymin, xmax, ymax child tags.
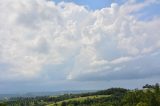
<box><xmin>61</xmin><ymin>101</ymin><xmax>67</xmax><ymax>106</ymax></box>
<box><xmin>0</xmin><ymin>103</ymin><xmax>7</xmax><ymax>106</ymax></box>
<box><xmin>143</xmin><ymin>84</ymin><xmax>153</xmax><ymax>89</ymax></box>
<box><xmin>136</xmin><ymin>102</ymin><xmax>148</xmax><ymax>106</ymax></box>
<box><xmin>155</xmin><ymin>83</ymin><xmax>160</xmax><ymax>94</ymax></box>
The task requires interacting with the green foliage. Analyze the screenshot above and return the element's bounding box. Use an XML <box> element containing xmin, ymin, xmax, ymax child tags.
<box><xmin>121</xmin><ymin>83</ymin><xmax>160</xmax><ymax>106</ymax></box>
<box><xmin>0</xmin><ymin>102</ymin><xmax>7</xmax><ymax>106</ymax></box>
<box><xmin>0</xmin><ymin>83</ymin><xmax>159</xmax><ymax>106</ymax></box>
<box><xmin>61</xmin><ymin>101</ymin><xmax>67</xmax><ymax>106</ymax></box>
<box><xmin>136</xmin><ymin>102</ymin><xmax>148</xmax><ymax>106</ymax></box>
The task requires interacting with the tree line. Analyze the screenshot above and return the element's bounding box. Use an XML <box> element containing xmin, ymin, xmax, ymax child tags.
<box><xmin>0</xmin><ymin>83</ymin><xmax>159</xmax><ymax>106</ymax></box>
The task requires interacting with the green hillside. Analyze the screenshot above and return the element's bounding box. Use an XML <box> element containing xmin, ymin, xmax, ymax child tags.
<box><xmin>47</xmin><ymin>95</ymin><xmax>110</xmax><ymax>106</ymax></box>
<box><xmin>0</xmin><ymin>83</ymin><xmax>160</xmax><ymax>106</ymax></box>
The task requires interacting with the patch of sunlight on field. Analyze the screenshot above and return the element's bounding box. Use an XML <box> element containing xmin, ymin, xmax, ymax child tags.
<box><xmin>46</xmin><ymin>95</ymin><xmax>110</xmax><ymax>106</ymax></box>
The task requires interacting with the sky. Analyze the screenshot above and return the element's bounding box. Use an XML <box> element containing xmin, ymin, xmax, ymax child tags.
<box><xmin>0</xmin><ymin>0</ymin><xmax>160</xmax><ymax>93</ymax></box>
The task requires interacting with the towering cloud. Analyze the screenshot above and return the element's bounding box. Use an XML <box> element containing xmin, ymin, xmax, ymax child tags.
<box><xmin>0</xmin><ymin>0</ymin><xmax>160</xmax><ymax>83</ymax></box>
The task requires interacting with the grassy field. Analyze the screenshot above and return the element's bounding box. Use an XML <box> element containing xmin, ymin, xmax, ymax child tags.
<box><xmin>47</xmin><ymin>95</ymin><xmax>110</xmax><ymax>106</ymax></box>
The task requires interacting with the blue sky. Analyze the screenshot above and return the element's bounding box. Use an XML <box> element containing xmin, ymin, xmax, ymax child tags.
<box><xmin>0</xmin><ymin>0</ymin><xmax>160</xmax><ymax>93</ymax></box>
<box><xmin>53</xmin><ymin>0</ymin><xmax>160</xmax><ymax>19</ymax></box>
<box><xmin>54</xmin><ymin>0</ymin><xmax>119</xmax><ymax>10</ymax></box>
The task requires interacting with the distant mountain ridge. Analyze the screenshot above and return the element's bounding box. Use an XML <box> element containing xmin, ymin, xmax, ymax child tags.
<box><xmin>0</xmin><ymin>90</ymin><xmax>95</xmax><ymax>100</ymax></box>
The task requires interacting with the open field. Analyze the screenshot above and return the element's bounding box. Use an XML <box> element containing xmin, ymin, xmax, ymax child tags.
<box><xmin>47</xmin><ymin>95</ymin><xmax>110</xmax><ymax>106</ymax></box>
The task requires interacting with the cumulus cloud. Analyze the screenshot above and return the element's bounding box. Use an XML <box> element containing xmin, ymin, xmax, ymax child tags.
<box><xmin>0</xmin><ymin>0</ymin><xmax>160</xmax><ymax>82</ymax></box>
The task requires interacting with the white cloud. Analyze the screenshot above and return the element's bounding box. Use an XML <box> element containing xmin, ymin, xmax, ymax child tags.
<box><xmin>110</xmin><ymin>57</ymin><xmax>132</xmax><ymax>64</ymax></box>
<box><xmin>0</xmin><ymin>0</ymin><xmax>160</xmax><ymax>82</ymax></box>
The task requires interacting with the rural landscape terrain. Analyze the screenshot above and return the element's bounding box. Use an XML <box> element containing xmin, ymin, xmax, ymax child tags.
<box><xmin>0</xmin><ymin>83</ymin><xmax>160</xmax><ymax>106</ymax></box>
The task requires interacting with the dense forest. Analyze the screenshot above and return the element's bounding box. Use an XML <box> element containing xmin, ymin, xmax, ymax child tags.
<box><xmin>0</xmin><ymin>83</ymin><xmax>160</xmax><ymax>106</ymax></box>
